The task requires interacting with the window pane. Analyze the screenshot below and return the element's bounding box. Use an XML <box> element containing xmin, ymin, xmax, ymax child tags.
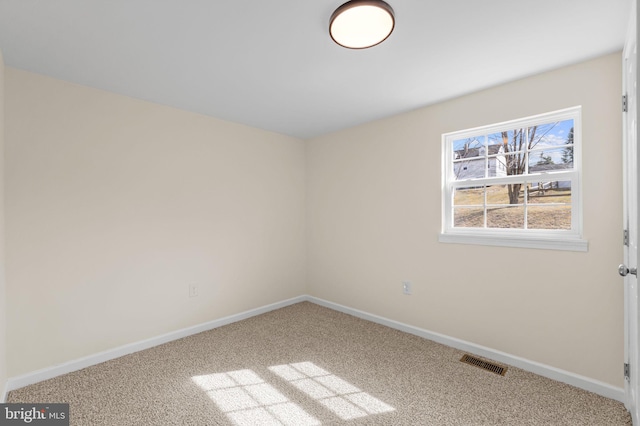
<box><xmin>496</xmin><ymin>129</ymin><xmax>526</xmax><ymax>154</ymax></box>
<box><xmin>528</xmin><ymin>119</ymin><xmax>574</xmax><ymax>152</ymax></box>
<box><xmin>454</xmin><ymin>207</ymin><xmax>484</xmax><ymax>227</ymax></box>
<box><xmin>486</xmin><ymin>185</ymin><xmax>516</xmax><ymax>204</ymax></box>
<box><xmin>486</xmin><ymin>185</ymin><xmax>524</xmax><ymax>228</ymax></box>
<box><xmin>454</xmin><ymin>158</ymin><xmax>486</xmax><ymax>180</ymax></box>
<box><xmin>527</xmin><ymin>205</ymin><xmax>571</xmax><ymax>230</ymax></box>
<box><xmin>528</xmin><ymin>147</ymin><xmax>573</xmax><ymax>172</ymax></box>
<box><xmin>453</xmin><ymin>186</ymin><xmax>484</xmax><ymax>206</ymax></box>
<box><xmin>504</xmin><ymin>152</ymin><xmax>526</xmax><ymax>176</ymax></box>
<box><xmin>453</xmin><ymin>138</ymin><xmax>484</xmax><ymax>160</ymax></box>
<box><xmin>453</xmin><ymin>137</ymin><xmax>486</xmax><ymax>180</ymax></box>
<box><xmin>487</xmin><ymin>132</ymin><xmax>503</xmax><ymax>149</ymax></box>
<box><xmin>487</xmin><ymin>153</ymin><xmax>507</xmax><ymax>178</ymax></box>
<box><xmin>527</xmin><ymin>181</ymin><xmax>571</xmax><ymax>204</ymax></box>
<box><xmin>487</xmin><ymin>206</ymin><xmax>524</xmax><ymax>229</ymax></box>
<box><xmin>454</xmin><ymin>186</ymin><xmax>485</xmax><ymax>228</ymax></box>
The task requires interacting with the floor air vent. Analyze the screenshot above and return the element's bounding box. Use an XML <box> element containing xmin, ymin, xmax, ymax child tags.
<box><xmin>460</xmin><ymin>354</ymin><xmax>507</xmax><ymax>376</ymax></box>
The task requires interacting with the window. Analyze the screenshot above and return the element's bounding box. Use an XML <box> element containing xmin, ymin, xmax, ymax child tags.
<box><xmin>440</xmin><ymin>106</ymin><xmax>587</xmax><ymax>251</ymax></box>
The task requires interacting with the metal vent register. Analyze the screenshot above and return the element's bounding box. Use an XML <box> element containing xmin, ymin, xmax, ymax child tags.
<box><xmin>460</xmin><ymin>354</ymin><xmax>508</xmax><ymax>376</ymax></box>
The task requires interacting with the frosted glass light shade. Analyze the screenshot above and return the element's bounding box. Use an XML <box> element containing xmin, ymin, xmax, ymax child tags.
<box><xmin>329</xmin><ymin>0</ymin><xmax>395</xmax><ymax>49</ymax></box>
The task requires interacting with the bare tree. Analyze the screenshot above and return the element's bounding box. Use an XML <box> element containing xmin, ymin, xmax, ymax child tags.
<box><xmin>501</xmin><ymin>128</ymin><xmax>531</xmax><ymax>204</ymax></box>
<box><xmin>500</xmin><ymin>123</ymin><xmax>559</xmax><ymax>204</ymax></box>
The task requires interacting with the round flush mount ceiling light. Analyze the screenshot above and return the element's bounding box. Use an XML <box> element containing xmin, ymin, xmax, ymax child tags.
<box><xmin>329</xmin><ymin>0</ymin><xmax>395</xmax><ymax>49</ymax></box>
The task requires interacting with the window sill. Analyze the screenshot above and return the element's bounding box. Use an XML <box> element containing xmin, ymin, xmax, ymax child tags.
<box><xmin>438</xmin><ymin>232</ymin><xmax>588</xmax><ymax>252</ymax></box>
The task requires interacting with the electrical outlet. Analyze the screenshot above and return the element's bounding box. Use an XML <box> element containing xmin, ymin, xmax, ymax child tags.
<box><xmin>189</xmin><ymin>284</ymin><xmax>198</xmax><ymax>298</ymax></box>
<box><xmin>402</xmin><ymin>281</ymin><xmax>412</xmax><ymax>295</ymax></box>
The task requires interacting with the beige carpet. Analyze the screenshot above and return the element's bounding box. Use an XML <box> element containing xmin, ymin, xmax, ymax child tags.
<box><xmin>7</xmin><ymin>302</ymin><xmax>632</xmax><ymax>425</ymax></box>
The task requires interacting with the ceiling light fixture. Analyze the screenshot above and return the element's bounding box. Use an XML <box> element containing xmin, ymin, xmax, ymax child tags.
<box><xmin>329</xmin><ymin>0</ymin><xmax>395</xmax><ymax>49</ymax></box>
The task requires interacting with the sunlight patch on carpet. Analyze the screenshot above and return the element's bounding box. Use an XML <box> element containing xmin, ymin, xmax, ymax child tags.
<box><xmin>269</xmin><ymin>362</ymin><xmax>394</xmax><ymax>420</ymax></box>
<box><xmin>192</xmin><ymin>369</ymin><xmax>320</xmax><ymax>426</ymax></box>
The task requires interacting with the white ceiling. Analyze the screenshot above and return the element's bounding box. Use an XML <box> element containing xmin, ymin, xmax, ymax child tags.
<box><xmin>0</xmin><ymin>0</ymin><xmax>632</xmax><ymax>139</ymax></box>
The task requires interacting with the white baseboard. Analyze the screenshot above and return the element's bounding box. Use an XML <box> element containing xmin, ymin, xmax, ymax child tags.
<box><xmin>5</xmin><ymin>294</ymin><xmax>625</xmax><ymax>404</ymax></box>
<box><xmin>5</xmin><ymin>295</ymin><xmax>306</xmax><ymax>393</ymax></box>
<box><xmin>307</xmin><ymin>296</ymin><xmax>625</xmax><ymax>403</ymax></box>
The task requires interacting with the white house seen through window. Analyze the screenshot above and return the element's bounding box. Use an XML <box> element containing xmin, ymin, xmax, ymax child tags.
<box><xmin>440</xmin><ymin>106</ymin><xmax>587</xmax><ymax>251</ymax></box>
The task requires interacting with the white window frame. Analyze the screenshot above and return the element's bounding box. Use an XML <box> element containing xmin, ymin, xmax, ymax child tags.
<box><xmin>439</xmin><ymin>106</ymin><xmax>588</xmax><ymax>251</ymax></box>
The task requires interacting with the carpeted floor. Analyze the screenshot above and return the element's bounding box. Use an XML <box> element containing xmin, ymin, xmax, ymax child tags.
<box><xmin>7</xmin><ymin>302</ymin><xmax>633</xmax><ymax>425</ymax></box>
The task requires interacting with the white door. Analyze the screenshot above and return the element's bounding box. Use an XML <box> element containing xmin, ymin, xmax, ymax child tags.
<box><xmin>623</xmin><ymin>0</ymin><xmax>639</xmax><ymax>422</ymax></box>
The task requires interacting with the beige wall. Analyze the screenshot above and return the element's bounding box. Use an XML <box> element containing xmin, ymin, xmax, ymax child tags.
<box><xmin>2</xmin><ymin>52</ymin><xmax>625</xmax><ymax>389</ymax></box>
<box><xmin>5</xmin><ymin>69</ymin><xmax>306</xmax><ymax>376</ymax></box>
<box><xmin>0</xmin><ymin>50</ymin><xmax>7</xmax><ymax>398</ymax></box>
<box><xmin>306</xmin><ymin>52</ymin><xmax>624</xmax><ymax>387</ymax></box>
